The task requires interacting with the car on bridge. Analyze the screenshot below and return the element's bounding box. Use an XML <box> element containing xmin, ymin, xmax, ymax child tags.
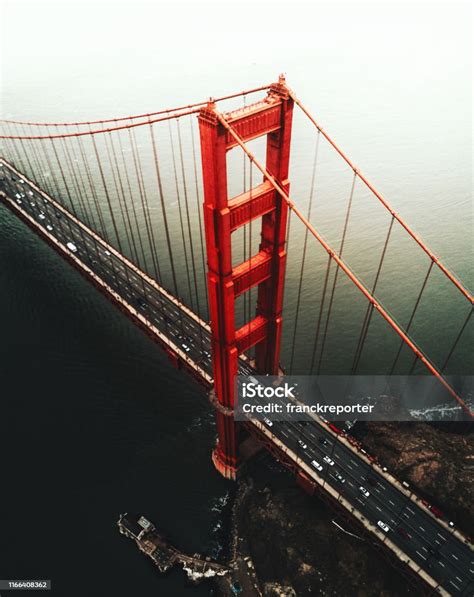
<box><xmin>66</xmin><ymin>242</ymin><xmax>78</xmax><ymax>253</ymax></box>
<box><xmin>377</xmin><ymin>521</ymin><xmax>390</xmax><ymax>533</ymax></box>
<box><xmin>311</xmin><ymin>460</ymin><xmax>323</xmax><ymax>472</ymax></box>
<box><xmin>396</xmin><ymin>526</ymin><xmax>410</xmax><ymax>539</ymax></box>
<box><xmin>334</xmin><ymin>472</ymin><xmax>345</xmax><ymax>484</ymax></box>
<box><xmin>134</xmin><ymin>296</ymin><xmax>148</xmax><ymax>309</ymax></box>
<box><xmin>323</xmin><ymin>456</ymin><xmax>334</xmax><ymax>466</ymax></box>
<box><xmin>359</xmin><ymin>486</ymin><xmax>370</xmax><ymax>498</ymax></box>
<box><xmin>298</xmin><ymin>439</ymin><xmax>307</xmax><ymax>450</ymax></box>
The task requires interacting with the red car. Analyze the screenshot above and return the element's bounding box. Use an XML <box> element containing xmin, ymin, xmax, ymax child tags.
<box><xmin>429</xmin><ymin>505</ymin><xmax>444</xmax><ymax>518</ymax></box>
<box><xmin>396</xmin><ymin>527</ymin><xmax>410</xmax><ymax>539</ymax></box>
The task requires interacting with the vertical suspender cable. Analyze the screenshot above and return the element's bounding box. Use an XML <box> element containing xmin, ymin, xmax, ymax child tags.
<box><xmin>189</xmin><ymin>116</ymin><xmax>209</xmax><ymax>319</ymax></box>
<box><xmin>130</xmin><ymin>125</ymin><xmax>164</xmax><ymax>283</ymax></box>
<box><xmin>440</xmin><ymin>308</ymin><xmax>472</xmax><ymax>373</ymax></box>
<box><xmin>108</xmin><ymin>133</ymin><xmax>141</xmax><ymax>267</ymax></box>
<box><xmin>316</xmin><ymin>172</ymin><xmax>357</xmax><ymax>374</ymax></box>
<box><xmin>148</xmin><ymin>121</ymin><xmax>187</xmax><ymax>340</ymax></box>
<box><xmin>77</xmin><ymin>133</ymin><xmax>109</xmax><ymax>241</ymax></box>
<box><xmin>43</xmin><ymin>136</ymin><xmax>83</xmax><ymax>246</ymax></box>
<box><xmin>289</xmin><ymin>132</ymin><xmax>320</xmax><ymax>374</ymax></box>
<box><xmin>117</xmin><ymin>131</ymin><xmax>148</xmax><ymax>267</ymax></box>
<box><xmin>60</xmin><ymin>137</ymin><xmax>93</xmax><ymax>229</ymax></box>
<box><xmin>177</xmin><ymin>120</ymin><xmax>201</xmax><ymax>318</ymax></box>
<box><xmin>25</xmin><ymin>129</ymin><xmax>55</xmax><ymax>197</ymax></box>
<box><xmin>128</xmin><ymin>126</ymin><xmax>161</xmax><ymax>282</ymax></box>
<box><xmin>168</xmin><ymin>120</ymin><xmax>194</xmax><ymax>309</ymax></box>
<box><xmin>389</xmin><ymin>260</ymin><xmax>434</xmax><ymax>375</ymax></box>
<box><xmin>309</xmin><ymin>254</ymin><xmax>332</xmax><ymax>373</ymax></box>
<box><xmin>351</xmin><ymin>215</ymin><xmax>395</xmax><ymax>373</ymax></box>
<box><xmin>149</xmin><ymin>122</ymin><xmax>179</xmax><ymax>297</ymax></box>
<box><xmin>90</xmin><ymin>134</ymin><xmax>124</xmax><ymax>252</ymax></box>
<box><xmin>104</xmin><ymin>132</ymin><xmax>136</xmax><ymax>263</ymax></box>
<box><xmin>68</xmin><ymin>133</ymin><xmax>101</xmax><ymax>236</ymax></box>
<box><xmin>177</xmin><ymin>119</ymin><xmax>204</xmax><ymax>354</ymax></box>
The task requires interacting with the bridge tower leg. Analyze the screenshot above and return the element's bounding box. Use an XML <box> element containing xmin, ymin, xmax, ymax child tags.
<box><xmin>198</xmin><ymin>76</ymin><xmax>294</xmax><ymax>479</ymax></box>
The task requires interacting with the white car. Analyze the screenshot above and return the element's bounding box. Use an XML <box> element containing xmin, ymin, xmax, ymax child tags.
<box><xmin>359</xmin><ymin>486</ymin><xmax>370</xmax><ymax>498</ymax></box>
<box><xmin>298</xmin><ymin>439</ymin><xmax>307</xmax><ymax>450</ymax></box>
<box><xmin>323</xmin><ymin>456</ymin><xmax>334</xmax><ymax>466</ymax></box>
<box><xmin>30</xmin><ymin>202</ymin><xmax>36</xmax><ymax>207</ymax></box>
<box><xmin>377</xmin><ymin>520</ymin><xmax>390</xmax><ymax>533</ymax></box>
<box><xmin>46</xmin><ymin>225</ymin><xmax>53</xmax><ymax>232</ymax></box>
<box><xmin>66</xmin><ymin>242</ymin><xmax>78</xmax><ymax>253</ymax></box>
<box><xmin>39</xmin><ymin>213</ymin><xmax>46</xmax><ymax>220</ymax></box>
<box><xmin>311</xmin><ymin>460</ymin><xmax>323</xmax><ymax>472</ymax></box>
<box><xmin>181</xmin><ymin>343</ymin><xmax>190</xmax><ymax>353</ymax></box>
<box><xmin>15</xmin><ymin>193</ymin><xmax>21</xmax><ymax>199</ymax></box>
<box><xmin>104</xmin><ymin>250</ymin><xmax>111</xmax><ymax>257</ymax></box>
<box><xmin>263</xmin><ymin>417</ymin><xmax>273</xmax><ymax>427</ymax></box>
<box><xmin>28</xmin><ymin>191</ymin><xmax>34</xmax><ymax>196</ymax></box>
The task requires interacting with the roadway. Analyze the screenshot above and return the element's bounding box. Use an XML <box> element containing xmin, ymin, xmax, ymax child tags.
<box><xmin>0</xmin><ymin>159</ymin><xmax>472</xmax><ymax>596</ymax></box>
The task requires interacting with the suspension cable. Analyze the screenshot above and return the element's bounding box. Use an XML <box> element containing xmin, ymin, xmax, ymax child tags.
<box><xmin>177</xmin><ymin>119</ymin><xmax>203</xmax><ymax>353</ymax></box>
<box><xmin>103</xmin><ymin>133</ymin><xmax>135</xmax><ymax>262</ymax></box>
<box><xmin>389</xmin><ymin>260</ymin><xmax>434</xmax><ymax>375</ymax></box>
<box><xmin>147</xmin><ymin>121</ymin><xmax>188</xmax><ymax>342</ymax></box>
<box><xmin>116</xmin><ymin>131</ymin><xmax>148</xmax><ymax>267</ymax></box>
<box><xmin>310</xmin><ymin>254</ymin><xmax>332</xmax><ymax>374</ymax></box>
<box><xmin>0</xmin><ymin>108</ymin><xmax>202</xmax><ymax>140</ymax></box>
<box><xmin>189</xmin><ymin>116</ymin><xmax>209</xmax><ymax>319</ymax></box>
<box><xmin>107</xmin><ymin>133</ymin><xmax>141</xmax><ymax>266</ymax></box>
<box><xmin>316</xmin><ymin>172</ymin><xmax>357</xmax><ymax>374</ymax></box>
<box><xmin>76</xmin><ymin>133</ymin><xmax>109</xmax><ymax>240</ymax></box>
<box><xmin>128</xmin><ymin>125</ymin><xmax>161</xmax><ymax>282</ymax></box>
<box><xmin>63</xmin><ymin>135</ymin><xmax>96</xmax><ymax>231</ymax></box>
<box><xmin>168</xmin><ymin>120</ymin><xmax>194</xmax><ymax>309</ymax></box>
<box><xmin>441</xmin><ymin>308</ymin><xmax>473</xmax><ymax>373</ymax></box>
<box><xmin>289</xmin><ymin>131</ymin><xmax>320</xmax><ymax>374</ymax></box>
<box><xmin>351</xmin><ymin>215</ymin><xmax>395</xmax><ymax>373</ymax></box>
<box><xmin>177</xmin><ymin>119</ymin><xmax>201</xmax><ymax>316</ymax></box>
<box><xmin>148</xmin><ymin>122</ymin><xmax>179</xmax><ymax>296</ymax></box>
<box><xmin>90</xmin><ymin>134</ymin><xmax>124</xmax><ymax>252</ymax></box>
<box><xmin>0</xmin><ymin>84</ymin><xmax>272</xmax><ymax>127</ymax></box>
<box><xmin>60</xmin><ymin>136</ymin><xmax>93</xmax><ymax>229</ymax></box>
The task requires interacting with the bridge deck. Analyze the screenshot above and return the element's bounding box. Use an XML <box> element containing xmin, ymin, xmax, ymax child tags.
<box><xmin>1</xmin><ymin>158</ymin><xmax>472</xmax><ymax>596</ymax></box>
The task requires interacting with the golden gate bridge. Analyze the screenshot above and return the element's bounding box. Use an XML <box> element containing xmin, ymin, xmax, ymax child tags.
<box><xmin>0</xmin><ymin>75</ymin><xmax>472</xmax><ymax>595</ymax></box>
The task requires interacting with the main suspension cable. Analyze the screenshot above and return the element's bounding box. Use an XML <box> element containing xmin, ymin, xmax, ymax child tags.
<box><xmin>1</xmin><ymin>84</ymin><xmax>272</xmax><ymax>127</ymax></box>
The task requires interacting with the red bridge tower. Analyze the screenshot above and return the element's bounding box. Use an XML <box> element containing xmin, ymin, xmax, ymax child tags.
<box><xmin>198</xmin><ymin>76</ymin><xmax>294</xmax><ymax>479</ymax></box>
